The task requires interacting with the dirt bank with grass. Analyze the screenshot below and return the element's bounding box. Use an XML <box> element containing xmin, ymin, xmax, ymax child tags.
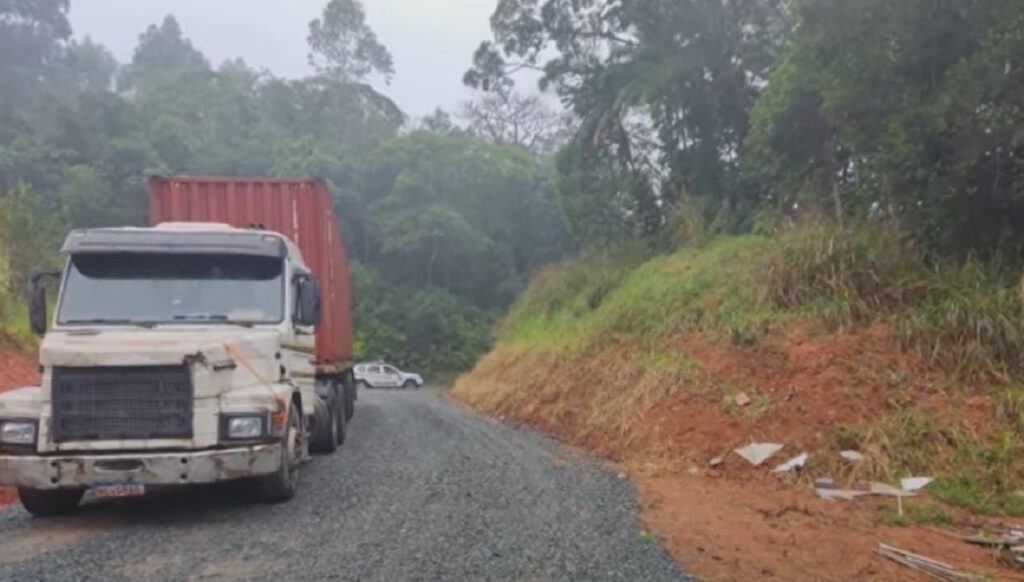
<box><xmin>454</xmin><ymin>220</ymin><xmax>1024</xmax><ymax>581</ymax></box>
<box><xmin>0</xmin><ymin>344</ymin><xmax>39</xmax><ymax>508</ymax></box>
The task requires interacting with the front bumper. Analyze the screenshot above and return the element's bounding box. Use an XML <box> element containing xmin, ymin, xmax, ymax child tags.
<box><xmin>0</xmin><ymin>445</ymin><xmax>282</xmax><ymax>490</ymax></box>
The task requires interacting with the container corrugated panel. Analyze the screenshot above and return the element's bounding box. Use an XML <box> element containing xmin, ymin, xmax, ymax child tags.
<box><xmin>148</xmin><ymin>176</ymin><xmax>353</xmax><ymax>367</ymax></box>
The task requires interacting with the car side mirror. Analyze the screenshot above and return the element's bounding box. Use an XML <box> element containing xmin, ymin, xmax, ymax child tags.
<box><xmin>27</xmin><ymin>268</ymin><xmax>59</xmax><ymax>336</ymax></box>
<box><xmin>295</xmin><ymin>275</ymin><xmax>321</xmax><ymax>328</ymax></box>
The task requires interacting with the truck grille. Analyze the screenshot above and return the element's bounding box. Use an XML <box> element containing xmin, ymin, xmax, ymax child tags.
<box><xmin>51</xmin><ymin>366</ymin><xmax>194</xmax><ymax>442</ymax></box>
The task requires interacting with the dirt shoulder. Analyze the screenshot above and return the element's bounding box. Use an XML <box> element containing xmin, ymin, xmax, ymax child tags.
<box><xmin>636</xmin><ymin>472</ymin><xmax>1021</xmax><ymax>581</ymax></box>
<box><xmin>453</xmin><ymin>324</ymin><xmax>1024</xmax><ymax>581</ymax></box>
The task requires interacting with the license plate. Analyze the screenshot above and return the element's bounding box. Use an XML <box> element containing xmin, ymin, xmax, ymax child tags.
<box><xmin>91</xmin><ymin>483</ymin><xmax>145</xmax><ymax>499</ymax></box>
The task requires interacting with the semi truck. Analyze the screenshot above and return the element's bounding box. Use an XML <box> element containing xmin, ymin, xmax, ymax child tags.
<box><xmin>0</xmin><ymin>176</ymin><xmax>355</xmax><ymax>516</ymax></box>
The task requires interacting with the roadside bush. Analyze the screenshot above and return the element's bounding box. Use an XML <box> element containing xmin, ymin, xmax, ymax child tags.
<box><xmin>499</xmin><ymin>240</ymin><xmax>651</xmax><ymax>339</ymax></box>
<box><xmin>764</xmin><ymin>216</ymin><xmax>928</xmax><ymax>324</ymax></box>
<box><xmin>897</xmin><ymin>262</ymin><xmax>1024</xmax><ymax>381</ymax></box>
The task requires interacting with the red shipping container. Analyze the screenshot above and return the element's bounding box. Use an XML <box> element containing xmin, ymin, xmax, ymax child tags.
<box><xmin>148</xmin><ymin>176</ymin><xmax>353</xmax><ymax>368</ymax></box>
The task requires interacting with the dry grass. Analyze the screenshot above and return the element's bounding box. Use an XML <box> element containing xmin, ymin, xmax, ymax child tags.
<box><xmin>457</xmin><ymin>216</ymin><xmax>1024</xmax><ymax>515</ymax></box>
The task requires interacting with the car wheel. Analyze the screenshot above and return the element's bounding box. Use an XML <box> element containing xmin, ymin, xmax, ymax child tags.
<box><xmin>18</xmin><ymin>488</ymin><xmax>84</xmax><ymax>517</ymax></box>
<box><xmin>403</xmin><ymin>380</ymin><xmax>417</xmax><ymax>389</ymax></box>
<box><xmin>357</xmin><ymin>380</ymin><xmax>369</xmax><ymax>391</ymax></box>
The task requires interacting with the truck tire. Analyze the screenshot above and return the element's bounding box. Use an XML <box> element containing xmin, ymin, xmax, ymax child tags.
<box><xmin>258</xmin><ymin>404</ymin><xmax>301</xmax><ymax>502</ymax></box>
<box><xmin>18</xmin><ymin>487</ymin><xmax>84</xmax><ymax>517</ymax></box>
<box><xmin>344</xmin><ymin>374</ymin><xmax>356</xmax><ymax>421</ymax></box>
<box><xmin>336</xmin><ymin>394</ymin><xmax>347</xmax><ymax>446</ymax></box>
<box><xmin>310</xmin><ymin>394</ymin><xmax>341</xmax><ymax>454</ymax></box>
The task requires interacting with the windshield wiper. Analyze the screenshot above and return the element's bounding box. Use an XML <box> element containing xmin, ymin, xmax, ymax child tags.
<box><xmin>65</xmin><ymin>319</ymin><xmax>157</xmax><ymax>329</ymax></box>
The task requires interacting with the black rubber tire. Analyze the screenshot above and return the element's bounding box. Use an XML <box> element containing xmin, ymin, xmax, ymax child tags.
<box><xmin>344</xmin><ymin>375</ymin><xmax>355</xmax><ymax>421</ymax></box>
<box><xmin>18</xmin><ymin>487</ymin><xmax>84</xmax><ymax>517</ymax></box>
<box><xmin>258</xmin><ymin>404</ymin><xmax>301</xmax><ymax>502</ymax></box>
<box><xmin>403</xmin><ymin>380</ymin><xmax>417</xmax><ymax>389</ymax></box>
<box><xmin>357</xmin><ymin>380</ymin><xmax>369</xmax><ymax>391</ymax></box>
<box><xmin>335</xmin><ymin>394</ymin><xmax>347</xmax><ymax>446</ymax></box>
<box><xmin>310</xmin><ymin>396</ymin><xmax>339</xmax><ymax>455</ymax></box>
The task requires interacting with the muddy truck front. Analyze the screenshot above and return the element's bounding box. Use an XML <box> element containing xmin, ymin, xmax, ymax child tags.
<box><xmin>0</xmin><ymin>223</ymin><xmax>344</xmax><ymax>516</ymax></box>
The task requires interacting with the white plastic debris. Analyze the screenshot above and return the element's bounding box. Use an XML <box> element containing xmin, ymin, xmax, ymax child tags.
<box><xmin>733</xmin><ymin>443</ymin><xmax>784</xmax><ymax>467</ymax></box>
<box><xmin>840</xmin><ymin>450</ymin><xmax>864</xmax><ymax>462</ymax></box>
<box><xmin>734</xmin><ymin>392</ymin><xmax>752</xmax><ymax>407</ymax></box>
<box><xmin>869</xmin><ymin>482</ymin><xmax>917</xmax><ymax>497</ymax></box>
<box><xmin>900</xmin><ymin>477</ymin><xmax>934</xmax><ymax>492</ymax></box>
<box><xmin>772</xmin><ymin>452</ymin><xmax>808</xmax><ymax>473</ymax></box>
<box><xmin>708</xmin><ymin>456</ymin><xmax>724</xmax><ymax>468</ymax></box>
<box><xmin>817</xmin><ymin>488</ymin><xmax>867</xmax><ymax>501</ymax></box>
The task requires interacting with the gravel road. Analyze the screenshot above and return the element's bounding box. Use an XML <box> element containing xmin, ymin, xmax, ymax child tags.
<box><xmin>0</xmin><ymin>390</ymin><xmax>687</xmax><ymax>581</ymax></box>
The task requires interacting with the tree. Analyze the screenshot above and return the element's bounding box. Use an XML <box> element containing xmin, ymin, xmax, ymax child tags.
<box><xmin>459</xmin><ymin>91</ymin><xmax>568</xmax><ymax>154</ymax></box>
<box><xmin>466</xmin><ymin>0</ymin><xmax>788</xmax><ymax>240</ymax></box>
<box><xmin>308</xmin><ymin>0</ymin><xmax>394</xmax><ymax>83</ymax></box>
<box><xmin>0</xmin><ymin>0</ymin><xmax>71</xmax><ymax>107</ymax></box>
<box><xmin>0</xmin><ymin>182</ymin><xmax>66</xmax><ymax>293</ymax></box>
<box><xmin>746</xmin><ymin>0</ymin><xmax>1024</xmax><ymax>257</ymax></box>
<box><xmin>58</xmin><ymin>37</ymin><xmax>118</xmax><ymax>93</ymax></box>
<box><xmin>119</xmin><ymin>15</ymin><xmax>210</xmax><ymax>92</ymax></box>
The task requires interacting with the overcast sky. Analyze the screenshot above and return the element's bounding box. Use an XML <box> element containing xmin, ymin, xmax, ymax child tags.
<box><xmin>69</xmin><ymin>0</ymin><xmax>507</xmax><ymax>118</ymax></box>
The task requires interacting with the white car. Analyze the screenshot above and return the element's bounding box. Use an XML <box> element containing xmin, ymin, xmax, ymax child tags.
<box><xmin>354</xmin><ymin>363</ymin><xmax>424</xmax><ymax>389</ymax></box>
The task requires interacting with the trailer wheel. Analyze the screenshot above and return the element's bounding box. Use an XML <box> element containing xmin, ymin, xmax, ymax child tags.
<box><xmin>336</xmin><ymin>394</ymin><xmax>347</xmax><ymax>446</ymax></box>
<box><xmin>18</xmin><ymin>488</ymin><xmax>84</xmax><ymax>517</ymax></box>
<box><xmin>259</xmin><ymin>405</ymin><xmax>301</xmax><ymax>502</ymax></box>
<box><xmin>344</xmin><ymin>375</ymin><xmax>356</xmax><ymax>421</ymax></box>
<box><xmin>310</xmin><ymin>395</ymin><xmax>341</xmax><ymax>454</ymax></box>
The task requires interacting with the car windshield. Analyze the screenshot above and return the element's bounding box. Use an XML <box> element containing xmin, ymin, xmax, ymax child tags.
<box><xmin>57</xmin><ymin>253</ymin><xmax>285</xmax><ymax>325</ymax></box>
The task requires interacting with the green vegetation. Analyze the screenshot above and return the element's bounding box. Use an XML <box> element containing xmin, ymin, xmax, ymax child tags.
<box><xmin>487</xmin><ymin>216</ymin><xmax>1024</xmax><ymax>515</ymax></box>
<box><xmin>880</xmin><ymin>502</ymin><xmax>953</xmax><ymax>527</ymax></box>
<box><xmin>0</xmin><ymin>0</ymin><xmax>574</xmax><ymax>373</ymax></box>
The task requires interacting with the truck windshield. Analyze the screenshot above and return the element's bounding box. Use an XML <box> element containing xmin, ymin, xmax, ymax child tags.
<box><xmin>57</xmin><ymin>253</ymin><xmax>285</xmax><ymax>325</ymax></box>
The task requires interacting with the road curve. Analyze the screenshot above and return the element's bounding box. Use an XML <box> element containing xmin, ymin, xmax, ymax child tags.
<box><xmin>0</xmin><ymin>390</ymin><xmax>688</xmax><ymax>581</ymax></box>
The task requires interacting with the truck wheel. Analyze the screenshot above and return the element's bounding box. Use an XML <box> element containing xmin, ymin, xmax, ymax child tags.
<box><xmin>259</xmin><ymin>405</ymin><xmax>301</xmax><ymax>502</ymax></box>
<box><xmin>403</xmin><ymin>380</ymin><xmax>417</xmax><ymax>389</ymax></box>
<box><xmin>335</xmin><ymin>395</ymin><xmax>347</xmax><ymax>446</ymax></box>
<box><xmin>344</xmin><ymin>377</ymin><xmax>355</xmax><ymax>421</ymax></box>
<box><xmin>18</xmin><ymin>487</ymin><xmax>84</xmax><ymax>517</ymax></box>
<box><xmin>310</xmin><ymin>396</ymin><xmax>340</xmax><ymax>454</ymax></box>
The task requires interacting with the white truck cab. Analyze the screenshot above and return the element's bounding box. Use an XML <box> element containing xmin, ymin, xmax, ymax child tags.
<box><xmin>0</xmin><ymin>223</ymin><xmax>348</xmax><ymax>516</ymax></box>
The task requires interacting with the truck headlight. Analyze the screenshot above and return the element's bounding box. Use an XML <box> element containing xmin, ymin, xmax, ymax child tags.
<box><xmin>223</xmin><ymin>415</ymin><xmax>266</xmax><ymax>440</ymax></box>
<box><xmin>0</xmin><ymin>420</ymin><xmax>37</xmax><ymax>446</ymax></box>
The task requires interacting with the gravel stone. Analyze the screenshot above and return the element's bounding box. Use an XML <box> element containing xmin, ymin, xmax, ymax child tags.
<box><xmin>0</xmin><ymin>390</ymin><xmax>689</xmax><ymax>581</ymax></box>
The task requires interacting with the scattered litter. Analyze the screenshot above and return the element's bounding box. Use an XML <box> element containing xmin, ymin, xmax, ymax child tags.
<box><xmin>816</xmin><ymin>488</ymin><xmax>867</xmax><ymax>501</ymax></box>
<box><xmin>840</xmin><ymin>450</ymin><xmax>864</xmax><ymax>462</ymax></box>
<box><xmin>814</xmin><ymin>477</ymin><xmax>835</xmax><ymax>490</ymax></box>
<box><xmin>734</xmin><ymin>392</ymin><xmax>752</xmax><ymax>407</ymax></box>
<box><xmin>876</xmin><ymin>543</ymin><xmax>980</xmax><ymax>581</ymax></box>
<box><xmin>772</xmin><ymin>453</ymin><xmax>808</xmax><ymax>474</ymax></box>
<box><xmin>900</xmin><ymin>477</ymin><xmax>934</xmax><ymax>492</ymax></box>
<box><xmin>686</xmin><ymin>465</ymin><xmax>700</xmax><ymax>477</ymax></box>
<box><xmin>869</xmin><ymin>482</ymin><xmax>917</xmax><ymax>498</ymax></box>
<box><xmin>733</xmin><ymin>443</ymin><xmax>783</xmax><ymax>467</ymax></box>
<box><xmin>708</xmin><ymin>456</ymin><xmax>724</xmax><ymax>468</ymax></box>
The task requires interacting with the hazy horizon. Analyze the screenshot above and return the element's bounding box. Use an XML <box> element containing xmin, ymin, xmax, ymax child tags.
<box><xmin>69</xmin><ymin>0</ymin><xmax>516</xmax><ymax>118</ymax></box>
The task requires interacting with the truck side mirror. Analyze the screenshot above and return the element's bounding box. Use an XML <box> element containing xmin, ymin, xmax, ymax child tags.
<box><xmin>27</xmin><ymin>268</ymin><xmax>50</xmax><ymax>336</ymax></box>
<box><xmin>295</xmin><ymin>275</ymin><xmax>321</xmax><ymax>328</ymax></box>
